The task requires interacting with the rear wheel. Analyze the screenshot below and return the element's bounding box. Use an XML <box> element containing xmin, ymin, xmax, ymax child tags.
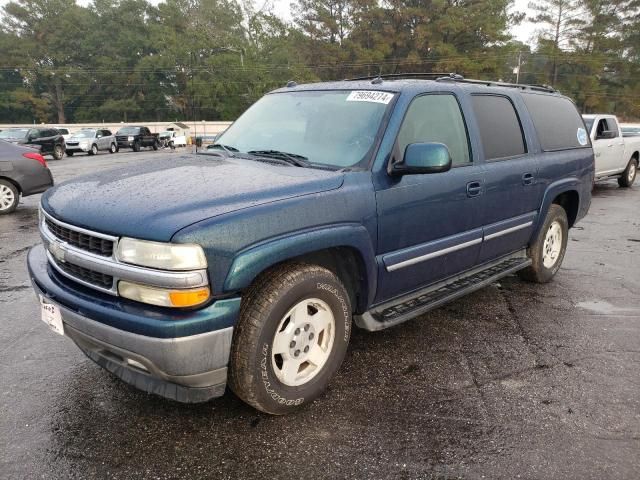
<box><xmin>618</xmin><ymin>157</ymin><xmax>637</xmax><ymax>188</ymax></box>
<box><xmin>152</xmin><ymin>141</ymin><xmax>158</xmax><ymax>151</ymax></box>
<box><xmin>52</xmin><ymin>144</ymin><xmax>64</xmax><ymax>160</ymax></box>
<box><xmin>229</xmin><ymin>263</ymin><xmax>352</xmax><ymax>414</ymax></box>
<box><xmin>0</xmin><ymin>180</ymin><xmax>19</xmax><ymax>215</ymax></box>
<box><xmin>518</xmin><ymin>204</ymin><xmax>568</xmax><ymax>283</ymax></box>
<box><xmin>109</xmin><ymin>143</ymin><xmax>117</xmax><ymax>154</ymax></box>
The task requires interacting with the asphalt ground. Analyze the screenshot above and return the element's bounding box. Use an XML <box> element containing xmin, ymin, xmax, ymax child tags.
<box><xmin>1</xmin><ymin>149</ymin><xmax>639</xmax><ymax>479</ymax></box>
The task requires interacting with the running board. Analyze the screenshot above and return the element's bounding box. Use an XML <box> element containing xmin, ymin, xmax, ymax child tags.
<box><xmin>355</xmin><ymin>251</ymin><xmax>531</xmax><ymax>331</ymax></box>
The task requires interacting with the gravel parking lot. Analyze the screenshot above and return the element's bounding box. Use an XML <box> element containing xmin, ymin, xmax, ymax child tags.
<box><xmin>1</xmin><ymin>150</ymin><xmax>639</xmax><ymax>479</ymax></box>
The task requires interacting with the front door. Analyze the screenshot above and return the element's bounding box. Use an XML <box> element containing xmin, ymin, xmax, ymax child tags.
<box><xmin>593</xmin><ymin>118</ymin><xmax>626</xmax><ymax>175</ymax></box>
<box><xmin>375</xmin><ymin>93</ymin><xmax>485</xmax><ymax>303</ymax></box>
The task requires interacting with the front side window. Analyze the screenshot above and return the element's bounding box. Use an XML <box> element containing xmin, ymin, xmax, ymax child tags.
<box><xmin>472</xmin><ymin>95</ymin><xmax>526</xmax><ymax>160</ymax></box>
<box><xmin>395</xmin><ymin>94</ymin><xmax>471</xmax><ymax>166</ymax></box>
<box><xmin>216</xmin><ymin>90</ymin><xmax>394</xmax><ymax>168</ymax></box>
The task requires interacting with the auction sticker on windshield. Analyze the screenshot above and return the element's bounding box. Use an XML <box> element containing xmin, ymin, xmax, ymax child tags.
<box><xmin>40</xmin><ymin>296</ymin><xmax>64</xmax><ymax>335</ymax></box>
<box><xmin>346</xmin><ymin>91</ymin><xmax>394</xmax><ymax>104</ymax></box>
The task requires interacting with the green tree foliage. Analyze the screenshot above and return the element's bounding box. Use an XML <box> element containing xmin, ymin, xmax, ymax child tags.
<box><xmin>0</xmin><ymin>0</ymin><xmax>638</xmax><ymax>122</ymax></box>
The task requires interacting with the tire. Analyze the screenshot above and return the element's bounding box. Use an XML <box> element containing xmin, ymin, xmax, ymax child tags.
<box><xmin>169</xmin><ymin>141</ymin><xmax>175</xmax><ymax>150</ymax></box>
<box><xmin>152</xmin><ymin>141</ymin><xmax>158</xmax><ymax>151</ymax></box>
<box><xmin>229</xmin><ymin>263</ymin><xmax>352</xmax><ymax>415</ymax></box>
<box><xmin>518</xmin><ymin>204</ymin><xmax>568</xmax><ymax>283</ymax></box>
<box><xmin>52</xmin><ymin>144</ymin><xmax>64</xmax><ymax>160</ymax></box>
<box><xmin>133</xmin><ymin>141</ymin><xmax>141</xmax><ymax>152</ymax></box>
<box><xmin>618</xmin><ymin>157</ymin><xmax>638</xmax><ymax>188</ymax></box>
<box><xmin>89</xmin><ymin>144</ymin><xmax>98</xmax><ymax>156</ymax></box>
<box><xmin>66</xmin><ymin>151</ymin><xmax>74</xmax><ymax>157</ymax></box>
<box><xmin>109</xmin><ymin>143</ymin><xmax>117</xmax><ymax>154</ymax></box>
<box><xmin>0</xmin><ymin>179</ymin><xmax>19</xmax><ymax>215</ymax></box>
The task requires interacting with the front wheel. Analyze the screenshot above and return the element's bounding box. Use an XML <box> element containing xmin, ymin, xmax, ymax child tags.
<box><xmin>89</xmin><ymin>144</ymin><xmax>98</xmax><ymax>156</ymax></box>
<box><xmin>518</xmin><ymin>204</ymin><xmax>568</xmax><ymax>283</ymax></box>
<box><xmin>52</xmin><ymin>144</ymin><xmax>64</xmax><ymax>160</ymax></box>
<box><xmin>229</xmin><ymin>263</ymin><xmax>352</xmax><ymax>414</ymax></box>
<box><xmin>618</xmin><ymin>157</ymin><xmax>638</xmax><ymax>188</ymax></box>
<box><xmin>66</xmin><ymin>151</ymin><xmax>74</xmax><ymax>157</ymax></box>
<box><xmin>133</xmin><ymin>141</ymin><xmax>141</xmax><ymax>152</ymax></box>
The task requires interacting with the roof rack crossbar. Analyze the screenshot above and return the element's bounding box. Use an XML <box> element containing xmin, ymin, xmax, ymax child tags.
<box><xmin>435</xmin><ymin>76</ymin><xmax>556</xmax><ymax>93</ymax></box>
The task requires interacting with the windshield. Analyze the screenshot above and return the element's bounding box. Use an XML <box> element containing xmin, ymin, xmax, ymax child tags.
<box><xmin>0</xmin><ymin>128</ymin><xmax>29</xmax><ymax>139</ymax></box>
<box><xmin>73</xmin><ymin>130</ymin><xmax>96</xmax><ymax>138</ymax></box>
<box><xmin>583</xmin><ymin>118</ymin><xmax>594</xmax><ymax>133</ymax></box>
<box><xmin>216</xmin><ymin>90</ymin><xmax>394</xmax><ymax>168</ymax></box>
<box><xmin>117</xmin><ymin>127</ymin><xmax>140</xmax><ymax>135</ymax></box>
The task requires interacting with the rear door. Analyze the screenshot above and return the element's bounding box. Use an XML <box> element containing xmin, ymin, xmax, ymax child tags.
<box><xmin>375</xmin><ymin>92</ymin><xmax>485</xmax><ymax>302</ymax></box>
<box><xmin>470</xmin><ymin>94</ymin><xmax>540</xmax><ymax>263</ymax></box>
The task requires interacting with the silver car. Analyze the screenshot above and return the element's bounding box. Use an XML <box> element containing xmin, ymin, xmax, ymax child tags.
<box><xmin>65</xmin><ymin>129</ymin><xmax>118</xmax><ymax>156</ymax></box>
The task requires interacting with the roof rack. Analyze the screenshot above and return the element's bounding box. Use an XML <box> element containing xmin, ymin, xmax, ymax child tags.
<box><xmin>435</xmin><ymin>75</ymin><xmax>556</xmax><ymax>93</ymax></box>
<box><xmin>344</xmin><ymin>72</ymin><xmax>455</xmax><ymax>82</ymax></box>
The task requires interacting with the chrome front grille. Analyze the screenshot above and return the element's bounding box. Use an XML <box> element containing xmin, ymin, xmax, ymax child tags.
<box><xmin>39</xmin><ymin>208</ymin><xmax>209</xmax><ymax>297</ymax></box>
<box><xmin>45</xmin><ymin>217</ymin><xmax>114</xmax><ymax>257</ymax></box>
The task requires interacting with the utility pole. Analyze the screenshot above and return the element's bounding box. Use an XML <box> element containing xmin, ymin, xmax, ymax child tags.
<box><xmin>515</xmin><ymin>51</ymin><xmax>522</xmax><ymax>84</ymax></box>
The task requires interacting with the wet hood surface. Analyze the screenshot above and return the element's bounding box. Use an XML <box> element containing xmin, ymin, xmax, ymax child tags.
<box><xmin>41</xmin><ymin>155</ymin><xmax>344</xmax><ymax>241</ymax></box>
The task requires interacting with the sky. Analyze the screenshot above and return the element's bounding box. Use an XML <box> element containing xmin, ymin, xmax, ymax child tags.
<box><xmin>0</xmin><ymin>0</ymin><xmax>539</xmax><ymax>43</ymax></box>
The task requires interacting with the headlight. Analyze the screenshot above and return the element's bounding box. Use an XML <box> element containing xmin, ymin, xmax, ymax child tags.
<box><xmin>116</xmin><ymin>237</ymin><xmax>207</xmax><ymax>271</ymax></box>
<box><xmin>118</xmin><ymin>281</ymin><xmax>210</xmax><ymax>308</ymax></box>
<box><xmin>127</xmin><ymin>136</ymin><xmax>134</xmax><ymax>141</ymax></box>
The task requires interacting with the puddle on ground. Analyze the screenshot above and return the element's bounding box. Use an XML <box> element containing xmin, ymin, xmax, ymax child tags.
<box><xmin>576</xmin><ymin>300</ymin><xmax>640</xmax><ymax>315</ymax></box>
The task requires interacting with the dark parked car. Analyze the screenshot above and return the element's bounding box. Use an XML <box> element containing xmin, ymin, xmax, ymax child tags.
<box><xmin>0</xmin><ymin>127</ymin><xmax>66</xmax><ymax>160</ymax></box>
<box><xmin>115</xmin><ymin>126</ymin><xmax>159</xmax><ymax>152</ymax></box>
<box><xmin>29</xmin><ymin>76</ymin><xmax>593</xmax><ymax>414</ymax></box>
<box><xmin>0</xmin><ymin>140</ymin><xmax>53</xmax><ymax>214</ymax></box>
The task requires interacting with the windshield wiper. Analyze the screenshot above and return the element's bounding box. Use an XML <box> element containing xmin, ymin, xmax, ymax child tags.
<box><xmin>247</xmin><ymin>150</ymin><xmax>311</xmax><ymax>168</ymax></box>
<box><xmin>208</xmin><ymin>143</ymin><xmax>239</xmax><ymax>156</ymax></box>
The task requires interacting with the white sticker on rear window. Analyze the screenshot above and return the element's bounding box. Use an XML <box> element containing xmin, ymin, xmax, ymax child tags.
<box><xmin>346</xmin><ymin>91</ymin><xmax>394</xmax><ymax>104</ymax></box>
<box><xmin>577</xmin><ymin>127</ymin><xmax>588</xmax><ymax>145</ymax></box>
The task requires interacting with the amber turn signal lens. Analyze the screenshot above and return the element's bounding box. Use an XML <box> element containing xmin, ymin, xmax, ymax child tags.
<box><xmin>169</xmin><ymin>288</ymin><xmax>211</xmax><ymax>307</ymax></box>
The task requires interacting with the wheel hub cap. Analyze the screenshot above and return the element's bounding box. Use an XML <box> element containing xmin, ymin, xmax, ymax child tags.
<box><xmin>542</xmin><ymin>221</ymin><xmax>562</xmax><ymax>268</ymax></box>
<box><xmin>271</xmin><ymin>298</ymin><xmax>335</xmax><ymax>387</ymax></box>
<box><xmin>0</xmin><ymin>184</ymin><xmax>15</xmax><ymax>211</ymax></box>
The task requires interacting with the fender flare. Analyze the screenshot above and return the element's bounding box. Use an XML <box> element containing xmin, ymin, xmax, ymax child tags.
<box><xmin>223</xmin><ymin>223</ymin><xmax>377</xmax><ymax>306</ymax></box>
<box><xmin>532</xmin><ymin>177</ymin><xmax>581</xmax><ymax>240</ymax></box>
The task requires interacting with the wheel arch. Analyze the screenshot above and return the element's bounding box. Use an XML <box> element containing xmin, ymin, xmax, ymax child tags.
<box><xmin>532</xmin><ymin>179</ymin><xmax>581</xmax><ymax>240</ymax></box>
<box><xmin>0</xmin><ymin>176</ymin><xmax>21</xmax><ymax>194</ymax></box>
<box><xmin>223</xmin><ymin>224</ymin><xmax>377</xmax><ymax>313</ymax></box>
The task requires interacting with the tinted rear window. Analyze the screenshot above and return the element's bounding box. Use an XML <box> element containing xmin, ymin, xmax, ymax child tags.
<box><xmin>522</xmin><ymin>94</ymin><xmax>589</xmax><ymax>151</ymax></box>
<box><xmin>471</xmin><ymin>95</ymin><xmax>526</xmax><ymax>160</ymax></box>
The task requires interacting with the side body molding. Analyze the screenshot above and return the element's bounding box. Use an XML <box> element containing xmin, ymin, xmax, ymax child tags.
<box><xmin>223</xmin><ymin>223</ymin><xmax>378</xmax><ymax>306</ymax></box>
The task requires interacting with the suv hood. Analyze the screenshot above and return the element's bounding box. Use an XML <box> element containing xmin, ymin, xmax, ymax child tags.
<box><xmin>41</xmin><ymin>155</ymin><xmax>345</xmax><ymax>241</ymax></box>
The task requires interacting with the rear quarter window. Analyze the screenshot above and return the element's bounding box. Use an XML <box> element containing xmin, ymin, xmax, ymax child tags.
<box><xmin>521</xmin><ymin>93</ymin><xmax>589</xmax><ymax>151</ymax></box>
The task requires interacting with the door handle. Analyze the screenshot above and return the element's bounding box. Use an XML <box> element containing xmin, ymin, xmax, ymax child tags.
<box><xmin>466</xmin><ymin>181</ymin><xmax>482</xmax><ymax>197</ymax></box>
<box><xmin>522</xmin><ymin>173</ymin><xmax>534</xmax><ymax>185</ymax></box>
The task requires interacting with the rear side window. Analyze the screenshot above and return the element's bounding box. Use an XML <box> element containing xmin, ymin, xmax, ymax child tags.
<box><xmin>471</xmin><ymin>95</ymin><xmax>526</xmax><ymax>160</ymax></box>
<box><xmin>396</xmin><ymin>94</ymin><xmax>471</xmax><ymax>166</ymax></box>
<box><xmin>522</xmin><ymin>93</ymin><xmax>589</xmax><ymax>150</ymax></box>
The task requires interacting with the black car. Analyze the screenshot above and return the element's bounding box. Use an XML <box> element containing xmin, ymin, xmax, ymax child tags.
<box><xmin>0</xmin><ymin>127</ymin><xmax>66</xmax><ymax>160</ymax></box>
<box><xmin>0</xmin><ymin>140</ymin><xmax>54</xmax><ymax>214</ymax></box>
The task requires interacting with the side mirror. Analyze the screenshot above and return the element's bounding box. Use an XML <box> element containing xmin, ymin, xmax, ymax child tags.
<box><xmin>597</xmin><ymin>130</ymin><xmax>616</xmax><ymax>140</ymax></box>
<box><xmin>391</xmin><ymin>142</ymin><xmax>452</xmax><ymax>175</ymax></box>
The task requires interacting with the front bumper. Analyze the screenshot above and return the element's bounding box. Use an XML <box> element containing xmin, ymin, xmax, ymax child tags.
<box><xmin>65</xmin><ymin>144</ymin><xmax>91</xmax><ymax>153</ymax></box>
<box><xmin>28</xmin><ymin>245</ymin><xmax>241</xmax><ymax>403</ymax></box>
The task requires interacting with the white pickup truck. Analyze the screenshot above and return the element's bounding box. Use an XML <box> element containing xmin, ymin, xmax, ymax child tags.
<box><xmin>158</xmin><ymin>130</ymin><xmax>187</xmax><ymax>148</ymax></box>
<box><xmin>583</xmin><ymin>114</ymin><xmax>640</xmax><ymax>188</ymax></box>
